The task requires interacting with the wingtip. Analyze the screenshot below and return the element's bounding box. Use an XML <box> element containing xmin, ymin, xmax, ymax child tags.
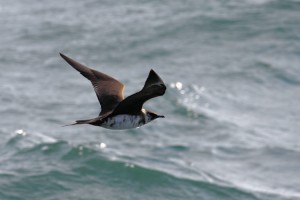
<box><xmin>59</xmin><ymin>53</ymin><xmax>80</xmax><ymax>68</ymax></box>
<box><xmin>149</xmin><ymin>69</ymin><xmax>159</xmax><ymax>77</ymax></box>
<box><xmin>150</xmin><ymin>69</ymin><xmax>156</xmax><ymax>73</ymax></box>
<box><xmin>59</xmin><ymin>52</ymin><xmax>67</xmax><ymax>59</ymax></box>
<box><xmin>142</xmin><ymin>68</ymin><xmax>166</xmax><ymax>90</ymax></box>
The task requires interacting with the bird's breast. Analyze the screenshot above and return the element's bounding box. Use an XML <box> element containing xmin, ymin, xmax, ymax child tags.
<box><xmin>100</xmin><ymin>114</ymin><xmax>146</xmax><ymax>130</ymax></box>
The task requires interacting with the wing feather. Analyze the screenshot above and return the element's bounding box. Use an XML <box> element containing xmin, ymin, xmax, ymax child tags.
<box><xmin>60</xmin><ymin>53</ymin><xmax>124</xmax><ymax>115</ymax></box>
<box><xmin>112</xmin><ymin>69</ymin><xmax>166</xmax><ymax>115</ymax></box>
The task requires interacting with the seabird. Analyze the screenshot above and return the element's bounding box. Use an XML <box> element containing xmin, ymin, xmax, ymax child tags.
<box><xmin>59</xmin><ymin>53</ymin><xmax>166</xmax><ymax>130</ymax></box>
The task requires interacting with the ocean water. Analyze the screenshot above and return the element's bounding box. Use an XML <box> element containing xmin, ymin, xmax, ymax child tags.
<box><xmin>1</xmin><ymin>0</ymin><xmax>300</xmax><ymax>199</ymax></box>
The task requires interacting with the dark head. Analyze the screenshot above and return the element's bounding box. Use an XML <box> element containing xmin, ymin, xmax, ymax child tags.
<box><xmin>145</xmin><ymin>110</ymin><xmax>165</xmax><ymax>123</ymax></box>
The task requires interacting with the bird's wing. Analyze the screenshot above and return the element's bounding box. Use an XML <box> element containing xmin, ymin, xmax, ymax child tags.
<box><xmin>111</xmin><ymin>69</ymin><xmax>166</xmax><ymax>115</ymax></box>
<box><xmin>60</xmin><ymin>53</ymin><xmax>124</xmax><ymax>115</ymax></box>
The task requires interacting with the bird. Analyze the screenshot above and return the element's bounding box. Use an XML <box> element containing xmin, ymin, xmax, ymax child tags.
<box><xmin>59</xmin><ymin>53</ymin><xmax>167</xmax><ymax>130</ymax></box>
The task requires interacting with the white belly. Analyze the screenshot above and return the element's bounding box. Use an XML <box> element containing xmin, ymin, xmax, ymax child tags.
<box><xmin>101</xmin><ymin>115</ymin><xmax>145</xmax><ymax>130</ymax></box>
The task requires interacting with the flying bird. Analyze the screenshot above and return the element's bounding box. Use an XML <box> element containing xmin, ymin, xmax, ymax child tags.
<box><xmin>59</xmin><ymin>53</ymin><xmax>166</xmax><ymax>130</ymax></box>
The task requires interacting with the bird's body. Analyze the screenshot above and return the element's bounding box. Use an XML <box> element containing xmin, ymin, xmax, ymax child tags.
<box><xmin>99</xmin><ymin>109</ymin><xmax>150</xmax><ymax>130</ymax></box>
<box><xmin>59</xmin><ymin>53</ymin><xmax>166</xmax><ymax>130</ymax></box>
<box><xmin>101</xmin><ymin>114</ymin><xmax>145</xmax><ymax>130</ymax></box>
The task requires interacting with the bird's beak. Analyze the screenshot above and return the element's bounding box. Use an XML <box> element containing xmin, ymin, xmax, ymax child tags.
<box><xmin>158</xmin><ymin>115</ymin><xmax>165</xmax><ymax>118</ymax></box>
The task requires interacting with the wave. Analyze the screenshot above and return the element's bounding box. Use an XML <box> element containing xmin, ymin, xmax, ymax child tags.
<box><xmin>164</xmin><ymin>84</ymin><xmax>300</xmax><ymax>200</ymax></box>
<box><xmin>2</xmin><ymin>130</ymin><xmax>296</xmax><ymax>200</ymax></box>
<box><xmin>0</xmin><ymin>137</ymin><xmax>258</xmax><ymax>200</ymax></box>
<box><xmin>166</xmin><ymin>82</ymin><xmax>237</xmax><ymax>129</ymax></box>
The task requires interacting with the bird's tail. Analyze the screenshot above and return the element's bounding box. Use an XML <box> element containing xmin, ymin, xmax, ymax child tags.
<box><xmin>62</xmin><ymin>118</ymin><xmax>98</xmax><ymax>127</ymax></box>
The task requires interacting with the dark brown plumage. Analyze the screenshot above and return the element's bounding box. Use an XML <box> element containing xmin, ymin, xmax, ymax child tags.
<box><xmin>60</xmin><ymin>53</ymin><xmax>124</xmax><ymax>115</ymax></box>
<box><xmin>59</xmin><ymin>53</ymin><xmax>166</xmax><ymax>129</ymax></box>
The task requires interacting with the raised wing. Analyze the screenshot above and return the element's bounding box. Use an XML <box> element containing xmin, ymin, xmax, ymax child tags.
<box><xmin>112</xmin><ymin>69</ymin><xmax>166</xmax><ymax>115</ymax></box>
<box><xmin>60</xmin><ymin>53</ymin><xmax>124</xmax><ymax>115</ymax></box>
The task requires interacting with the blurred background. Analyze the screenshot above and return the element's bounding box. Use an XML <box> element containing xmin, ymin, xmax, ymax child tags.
<box><xmin>1</xmin><ymin>0</ymin><xmax>300</xmax><ymax>199</ymax></box>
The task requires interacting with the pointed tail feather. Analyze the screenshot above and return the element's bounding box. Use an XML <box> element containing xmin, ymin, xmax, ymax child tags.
<box><xmin>62</xmin><ymin>119</ymin><xmax>96</xmax><ymax>127</ymax></box>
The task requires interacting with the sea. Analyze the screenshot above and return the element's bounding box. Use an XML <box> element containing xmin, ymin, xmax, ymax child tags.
<box><xmin>1</xmin><ymin>0</ymin><xmax>300</xmax><ymax>199</ymax></box>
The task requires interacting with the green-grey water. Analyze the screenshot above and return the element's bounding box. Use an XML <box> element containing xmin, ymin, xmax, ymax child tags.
<box><xmin>1</xmin><ymin>0</ymin><xmax>300</xmax><ymax>199</ymax></box>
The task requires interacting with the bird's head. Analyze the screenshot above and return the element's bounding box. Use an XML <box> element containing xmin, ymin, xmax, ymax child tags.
<box><xmin>145</xmin><ymin>110</ymin><xmax>165</xmax><ymax>122</ymax></box>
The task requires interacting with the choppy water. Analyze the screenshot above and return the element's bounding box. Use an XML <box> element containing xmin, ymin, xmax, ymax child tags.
<box><xmin>1</xmin><ymin>0</ymin><xmax>300</xmax><ymax>199</ymax></box>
